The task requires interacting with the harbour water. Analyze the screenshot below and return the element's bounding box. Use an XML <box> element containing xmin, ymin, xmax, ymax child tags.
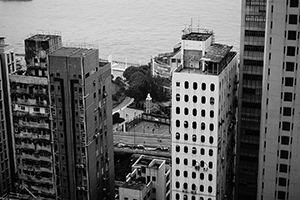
<box><xmin>0</xmin><ymin>0</ymin><xmax>241</xmax><ymax>63</ymax></box>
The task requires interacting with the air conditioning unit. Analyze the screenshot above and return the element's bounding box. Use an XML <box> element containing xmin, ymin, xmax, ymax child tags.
<box><xmin>203</xmin><ymin>166</ymin><xmax>208</xmax><ymax>172</ymax></box>
<box><xmin>191</xmin><ymin>191</ymin><xmax>196</xmax><ymax>194</ymax></box>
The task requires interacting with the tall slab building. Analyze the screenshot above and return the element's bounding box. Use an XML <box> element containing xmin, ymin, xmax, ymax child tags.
<box><xmin>10</xmin><ymin>34</ymin><xmax>62</xmax><ymax>199</ymax></box>
<box><xmin>235</xmin><ymin>0</ymin><xmax>266</xmax><ymax>199</ymax></box>
<box><xmin>257</xmin><ymin>0</ymin><xmax>300</xmax><ymax>199</ymax></box>
<box><xmin>171</xmin><ymin>28</ymin><xmax>238</xmax><ymax>200</ymax></box>
<box><xmin>48</xmin><ymin>47</ymin><xmax>115</xmax><ymax>200</ymax></box>
<box><xmin>0</xmin><ymin>37</ymin><xmax>16</xmax><ymax>196</ymax></box>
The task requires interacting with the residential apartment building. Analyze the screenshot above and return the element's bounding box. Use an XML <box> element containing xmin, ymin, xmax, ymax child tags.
<box><xmin>235</xmin><ymin>0</ymin><xmax>266</xmax><ymax>199</ymax></box>
<box><xmin>257</xmin><ymin>0</ymin><xmax>300</xmax><ymax>199</ymax></box>
<box><xmin>10</xmin><ymin>34</ymin><xmax>62</xmax><ymax>199</ymax></box>
<box><xmin>171</xmin><ymin>27</ymin><xmax>238</xmax><ymax>200</ymax></box>
<box><xmin>0</xmin><ymin>37</ymin><xmax>16</xmax><ymax>196</ymax></box>
<box><xmin>48</xmin><ymin>47</ymin><xmax>115</xmax><ymax>200</ymax></box>
<box><xmin>119</xmin><ymin>155</ymin><xmax>171</xmax><ymax>200</ymax></box>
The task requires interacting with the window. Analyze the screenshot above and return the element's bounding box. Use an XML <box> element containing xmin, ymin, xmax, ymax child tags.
<box><xmin>209</xmin><ymin>149</ymin><xmax>213</xmax><ymax>156</ymax></box>
<box><xmin>192</xmin><ymin>184</ymin><xmax>196</xmax><ymax>191</ymax></box>
<box><xmin>192</xmin><ymin>122</ymin><xmax>197</xmax><ymax>129</ymax></box>
<box><xmin>175</xmin><ymin>193</ymin><xmax>180</xmax><ymax>200</ymax></box>
<box><xmin>193</xmin><ymin>95</ymin><xmax>197</xmax><ymax>103</ymax></box>
<box><xmin>176</xmin><ymin>107</ymin><xmax>180</xmax><ymax>114</ymax></box>
<box><xmin>193</xmin><ymin>109</ymin><xmax>197</xmax><ymax>116</ymax></box>
<box><xmin>210</xmin><ymin>110</ymin><xmax>214</xmax><ymax>118</ymax></box>
<box><xmin>184</xmin><ymin>146</ymin><xmax>188</xmax><ymax>153</ymax></box>
<box><xmin>183</xmin><ymin>171</ymin><xmax>188</xmax><ymax>178</ymax></box>
<box><xmin>175</xmin><ymin>182</ymin><xmax>180</xmax><ymax>188</ymax></box>
<box><xmin>202</xmin><ymin>83</ymin><xmax>206</xmax><ymax>90</ymax></box>
<box><xmin>192</xmin><ymin>172</ymin><xmax>196</xmax><ymax>179</ymax></box>
<box><xmin>279</xmin><ymin>164</ymin><xmax>288</xmax><ymax>173</ymax></box>
<box><xmin>184</xmin><ymin>158</ymin><xmax>188</xmax><ymax>165</ymax></box>
<box><xmin>201</xmin><ymin>148</ymin><xmax>205</xmax><ymax>155</ymax></box>
<box><xmin>176</xmin><ymin>120</ymin><xmax>180</xmax><ymax>127</ymax></box>
<box><xmin>208</xmin><ymin>174</ymin><xmax>213</xmax><ymax>181</ymax></box>
<box><xmin>192</xmin><ymin>147</ymin><xmax>197</xmax><ymax>154</ymax></box>
<box><xmin>286</xmin><ymin>62</ymin><xmax>295</xmax><ymax>71</ymax></box>
<box><xmin>183</xmin><ymin>183</ymin><xmax>188</xmax><ymax>189</ymax></box>
<box><xmin>124</xmin><ymin>197</ymin><xmax>128</xmax><ymax>200</ymax></box>
<box><xmin>200</xmin><ymin>184</ymin><xmax>204</xmax><ymax>191</ymax></box>
<box><xmin>287</xmin><ymin>46</ymin><xmax>296</xmax><ymax>56</ymax></box>
<box><xmin>192</xmin><ymin>135</ymin><xmax>196</xmax><ymax>142</ymax></box>
<box><xmin>281</xmin><ymin>136</ymin><xmax>289</xmax><ymax>145</ymax></box>
<box><xmin>176</xmin><ymin>170</ymin><xmax>180</xmax><ymax>176</ymax></box>
<box><xmin>208</xmin><ymin>186</ymin><xmax>212</xmax><ymax>193</ymax></box>
<box><xmin>209</xmin><ymin>162</ymin><xmax>213</xmax><ymax>169</ymax></box>
<box><xmin>201</xmin><ymin>110</ymin><xmax>206</xmax><ymax>117</ymax></box>
<box><xmin>176</xmin><ymin>157</ymin><xmax>180</xmax><ymax>164</ymax></box>
<box><xmin>193</xmin><ymin>82</ymin><xmax>198</xmax><ymax>90</ymax></box>
<box><xmin>278</xmin><ymin>178</ymin><xmax>287</xmax><ymax>186</ymax></box>
<box><xmin>282</xmin><ymin>121</ymin><xmax>291</xmax><ymax>131</ymax></box>
<box><xmin>184</xmin><ymin>121</ymin><xmax>188</xmax><ymax>128</ymax></box>
<box><xmin>210</xmin><ymin>97</ymin><xmax>215</xmax><ymax>105</ymax></box>
<box><xmin>289</xmin><ymin>14</ymin><xmax>298</xmax><ymax>24</ymax></box>
<box><xmin>210</xmin><ymin>84</ymin><xmax>215</xmax><ymax>91</ymax></box>
<box><xmin>184</xmin><ymin>95</ymin><xmax>189</xmax><ymax>102</ymax></box>
<box><xmin>209</xmin><ymin>124</ymin><xmax>214</xmax><ymax>131</ymax></box>
<box><xmin>285</xmin><ymin>77</ymin><xmax>294</xmax><ymax>86</ymax></box>
<box><xmin>201</xmin><ymin>96</ymin><xmax>206</xmax><ymax>104</ymax></box>
<box><xmin>152</xmin><ymin>176</ymin><xmax>156</xmax><ymax>181</ymax></box>
<box><xmin>176</xmin><ymin>145</ymin><xmax>180</xmax><ymax>152</ymax></box>
<box><xmin>184</xmin><ymin>108</ymin><xmax>188</xmax><ymax>115</ymax></box>
<box><xmin>184</xmin><ymin>134</ymin><xmax>188</xmax><ymax>141</ymax></box>
<box><xmin>184</xmin><ymin>81</ymin><xmax>189</xmax><ymax>89</ymax></box>
<box><xmin>283</xmin><ymin>107</ymin><xmax>292</xmax><ymax>116</ymax></box>
<box><xmin>176</xmin><ymin>82</ymin><xmax>180</xmax><ymax>87</ymax></box>
<box><xmin>284</xmin><ymin>92</ymin><xmax>293</xmax><ymax>101</ymax></box>
<box><xmin>176</xmin><ymin>132</ymin><xmax>180</xmax><ymax>140</ymax></box>
<box><xmin>277</xmin><ymin>191</ymin><xmax>286</xmax><ymax>200</ymax></box>
<box><xmin>209</xmin><ymin>136</ymin><xmax>214</xmax><ymax>144</ymax></box>
<box><xmin>201</xmin><ymin>136</ymin><xmax>205</xmax><ymax>143</ymax></box>
<box><xmin>176</xmin><ymin>94</ymin><xmax>180</xmax><ymax>101</ymax></box>
<box><xmin>290</xmin><ymin>0</ymin><xmax>299</xmax><ymax>7</ymax></box>
<box><xmin>280</xmin><ymin>150</ymin><xmax>289</xmax><ymax>159</ymax></box>
<box><xmin>201</xmin><ymin>123</ymin><xmax>205</xmax><ymax>130</ymax></box>
<box><xmin>287</xmin><ymin>31</ymin><xmax>297</xmax><ymax>40</ymax></box>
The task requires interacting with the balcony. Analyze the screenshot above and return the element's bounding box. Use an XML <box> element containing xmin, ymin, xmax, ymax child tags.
<box><xmin>38</xmin><ymin>134</ymin><xmax>50</xmax><ymax>140</ymax></box>
<box><xmin>31</xmin><ymin>186</ymin><xmax>55</xmax><ymax>196</ymax></box>
<box><xmin>17</xmin><ymin>120</ymin><xmax>49</xmax><ymax>129</ymax></box>
<box><xmin>15</xmin><ymin>143</ymin><xmax>35</xmax><ymax>150</ymax></box>
<box><xmin>36</xmin><ymin>145</ymin><xmax>51</xmax><ymax>153</ymax></box>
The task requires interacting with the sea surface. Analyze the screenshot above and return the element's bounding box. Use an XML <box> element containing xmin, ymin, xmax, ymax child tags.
<box><xmin>0</xmin><ymin>0</ymin><xmax>241</xmax><ymax>63</ymax></box>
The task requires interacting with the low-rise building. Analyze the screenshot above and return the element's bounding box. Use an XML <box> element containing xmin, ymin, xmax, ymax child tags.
<box><xmin>119</xmin><ymin>155</ymin><xmax>171</xmax><ymax>200</ymax></box>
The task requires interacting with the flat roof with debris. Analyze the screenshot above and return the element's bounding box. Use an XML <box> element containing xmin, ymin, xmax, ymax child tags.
<box><xmin>203</xmin><ymin>43</ymin><xmax>233</xmax><ymax>63</ymax></box>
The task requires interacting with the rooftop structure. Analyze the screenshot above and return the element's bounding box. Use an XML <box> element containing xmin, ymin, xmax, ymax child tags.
<box><xmin>119</xmin><ymin>155</ymin><xmax>171</xmax><ymax>200</ymax></box>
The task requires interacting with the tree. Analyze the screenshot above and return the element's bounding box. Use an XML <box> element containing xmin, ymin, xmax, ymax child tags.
<box><xmin>123</xmin><ymin>66</ymin><xmax>139</xmax><ymax>81</ymax></box>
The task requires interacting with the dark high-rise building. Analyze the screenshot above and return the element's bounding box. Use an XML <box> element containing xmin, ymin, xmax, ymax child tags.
<box><xmin>0</xmin><ymin>37</ymin><xmax>16</xmax><ymax>196</ymax></box>
<box><xmin>10</xmin><ymin>34</ymin><xmax>62</xmax><ymax>199</ymax></box>
<box><xmin>48</xmin><ymin>47</ymin><xmax>115</xmax><ymax>200</ymax></box>
<box><xmin>235</xmin><ymin>0</ymin><xmax>266</xmax><ymax>199</ymax></box>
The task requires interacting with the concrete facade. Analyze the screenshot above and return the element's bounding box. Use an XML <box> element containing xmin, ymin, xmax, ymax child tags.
<box><xmin>257</xmin><ymin>0</ymin><xmax>300</xmax><ymax>199</ymax></box>
<box><xmin>48</xmin><ymin>47</ymin><xmax>115</xmax><ymax>200</ymax></box>
<box><xmin>9</xmin><ymin>34</ymin><xmax>62</xmax><ymax>199</ymax></box>
<box><xmin>171</xmin><ymin>28</ymin><xmax>237</xmax><ymax>200</ymax></box>
<box><xmin>235</xmin><ymin>0</ymin><xmax>266</xmax><ymax>199</ymax></box>
<box><xmin>0</xmin><ymin>37</ymin><xmax>16</xmax><ymax>196</ymax></box>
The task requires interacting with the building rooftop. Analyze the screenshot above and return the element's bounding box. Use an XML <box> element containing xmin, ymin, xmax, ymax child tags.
<box><xmin>182</xmin><ymin>27</ymin><xmax>214</xmax><ymax>41</ymax></box>
<box><xmin>10</xmin><ymin>75</ymin><xmax>48</xmax><ymax>85</ymax></box>
<box><xmin>50</xmin><ymin>47</ymin><xmax>96</xmax><ymax>58</ymax></box>
<box><xmin>25</xmin><ymin>34</ymin><xmax>60</xmax><ymax>42</ymax></box>
<box><xmin>121</xmin><ymin>177</ymin><xmax>146</xmax><ymax>190</ymax></box>
<box><xmin>203</xmin><ymin>43</ymin><xmax>233</xmax><ymax>63</ymax></box>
